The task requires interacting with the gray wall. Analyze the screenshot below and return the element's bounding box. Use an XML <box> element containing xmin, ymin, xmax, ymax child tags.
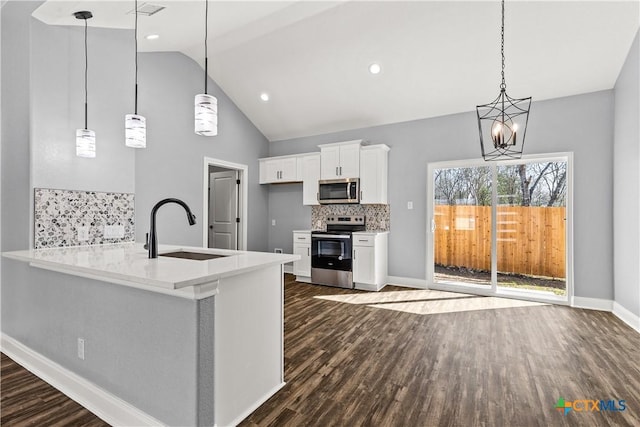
<box><xmin>30</xmin><ymin>19</ymin><xmax>135</xmax><ymax>193</ymax></box>
<box><xmin>1</xmin><ymin>0</ymin><xmax>37</xmax><ymax>253</ymax></box>
<box><xmin>134</xmin><ymin>52</ymin><xmax>270</xmax><ymax>251</ymax></box>
<box><xmin>613</xmin><ymin>29</ymin><xmax>640</xmax><ymax>317</ymax></box>
<box><xmin>269</xmin><ymin>90</ymin><xmax>615</xmax><ymax>301</ymax></box>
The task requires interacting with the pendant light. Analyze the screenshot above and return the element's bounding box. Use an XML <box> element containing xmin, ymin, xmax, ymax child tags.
<box><xmin>125</xmin><ymin>0</ymin><xmax>146</xmax><ymax>148</ymax></box>
<box><xmin>476</xmin><ymin>0</ymin><xmax>531</xmax><ymax>161</ymax></box>
<box><xmin>194</xmin><ymin>0</ymin><xmax>218</xmax><ymax>136</ymax></box>
<box><xmin>74</xmin><ymin>11</ymin><xmax>96</xmax><ymax>158</ymax></box>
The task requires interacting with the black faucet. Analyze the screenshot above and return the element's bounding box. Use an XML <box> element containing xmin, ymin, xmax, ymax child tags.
<box><xmin>147</xmin><ymin>198</ymin><xmax>197</xmax><ymax>258</ymax></box>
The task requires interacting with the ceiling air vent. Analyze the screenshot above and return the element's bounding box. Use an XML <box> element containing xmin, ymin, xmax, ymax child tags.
<box><xmin>128</xmin><ymin>3</ymin><xmax>165</xmax><ymax>17</ymax></box>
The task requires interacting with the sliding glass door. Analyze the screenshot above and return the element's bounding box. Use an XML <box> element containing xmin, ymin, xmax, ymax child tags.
<box><xmin>428</xmin><ymin>155</ymin><xmax>571</xmax><ymax>302</ymax></box>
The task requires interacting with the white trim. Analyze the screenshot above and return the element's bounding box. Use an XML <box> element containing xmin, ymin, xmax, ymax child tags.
<box><xmin>202</xmin><ymin>157</ymin><xmax>249</xmax><ymax>251</ymax></box>
<box><xmin>223</xmin><ymin>382</ymin><xmax>286</xmax><ymax>427</ymax></box>
<box><xmin>0</xmin><ymin>334</ymin><xmax>165</xmax><ymax>427</ymax></box>
<box><xmin>571</xmin><ymin>296</ymin><xmax>613</xmax><ymax>311</ymax></box>
<box><xmin>613</xmin><ymin>302</ymin><xmax>640</xmax><ymax>333</ymax></box>
<box><xmin>283</xmin><ymin>263</ymin><xmax>293</xmax><ymax>274</ymax></box>
<box><xmin>386</xmin><ymin>275</ymin><xmax>428</xmax><ymax>289</ymax></box>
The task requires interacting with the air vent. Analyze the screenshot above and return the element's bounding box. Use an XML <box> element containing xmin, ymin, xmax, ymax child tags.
<box><xmin>128</xmin><ymin>3</ymin><xmax>165</xmax><ymax>16</ymax></box>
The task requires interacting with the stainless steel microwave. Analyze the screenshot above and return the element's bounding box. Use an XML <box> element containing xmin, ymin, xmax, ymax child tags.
<box><xmin>318</xmin><ymin>178</ymin><xmax>360</xmax><ymax>204</ymax></box>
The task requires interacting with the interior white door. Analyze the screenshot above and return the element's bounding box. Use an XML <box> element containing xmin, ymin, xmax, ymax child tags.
<box><xmin>209</xmin><ymin>170</ymin><xmax>239</xmax><ymax>249</ymax></box>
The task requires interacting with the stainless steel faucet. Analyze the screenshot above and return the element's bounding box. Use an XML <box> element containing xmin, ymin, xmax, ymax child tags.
<box><xmin>147</xmin><ymin>198</ymin><xmax>197</xmax><ymax>258</ymax></box>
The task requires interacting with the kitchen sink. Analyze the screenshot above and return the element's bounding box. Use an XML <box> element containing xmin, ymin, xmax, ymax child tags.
<box><xmin>159</xmin><ymin>251</ymin><xmax>228</xmax><ymax>261</ymax></box>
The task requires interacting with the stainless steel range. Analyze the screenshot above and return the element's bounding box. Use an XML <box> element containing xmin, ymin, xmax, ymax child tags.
<box><xmin>311</xmin><ymin>215</ymin><xmax>365</xmax><ymax>289</ymax></box>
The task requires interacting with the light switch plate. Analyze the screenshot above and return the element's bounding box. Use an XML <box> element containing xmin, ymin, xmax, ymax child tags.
<box><xmin>77</xmin><ymin>226</ymin><xmax>89</xmax><ymax>241</ymax></box>
<box><xmin>407</xmin><ymin>201</ymin><xmax>414</xmax><ymax>210</ymax></box>
<box><xmin>104</xmin><ymin>225</ymin><xmax>125</xmax><ymax>239</ymax></box>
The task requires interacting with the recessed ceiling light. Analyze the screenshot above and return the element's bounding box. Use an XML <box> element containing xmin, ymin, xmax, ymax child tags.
<box><xmin>260</xmin><ymin>93</ymin><xmax>270</xmax><ymax>102</ymax></box>
<box><xmin>145</xmin><ymin>34</ymin><xmax>159</xmax><ymax>40</ymax></box>
<box><xmin>369</xmin><ymin>63</ymin><xmax>381</xmax><ymax>74</ymax></box>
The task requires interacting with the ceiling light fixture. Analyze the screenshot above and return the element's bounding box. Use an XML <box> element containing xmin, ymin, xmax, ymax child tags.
<box><xmin>369</xmin><ymin>63</ymin><xmax>381</xmax><ymax>74</ymax></box>
<box><xmin>260</xmin><ymin>93</ymin><xmax>270</xmax><ymax>102</ymax></box>
<box><xmin>476</xmin><ymin>0</ymin><xmax>531</xmax><ymax>161</ymax></box>
<box><xmin>74</xmin><ymin>11</ymin><xmax>96</xmax><ymax>158</ymax></box>
<box><xmin>125</xmin><ymin>0</ymin><xmax>146</xmax><ymax>148</ymax></box>
<box><xmin>194</xmin><ymin>0</ymin><xmax>218</xmax><ymax>136</ymax></box>
<box><xmin>145</xmin><ymin>34</ymin><xmax>159</xmax><ymax>40</ymax></box>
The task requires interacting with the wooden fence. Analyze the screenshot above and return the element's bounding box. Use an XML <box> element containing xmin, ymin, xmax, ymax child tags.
<box><xmin>434</xmin><ymin>205</ymin><xmax>566</xmax><ymax>279</ymax></box>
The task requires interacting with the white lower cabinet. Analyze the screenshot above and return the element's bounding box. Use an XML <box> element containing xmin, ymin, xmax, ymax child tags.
<box><xmin>293</xmin><ymin>231</ymin><xmax>311</xmax><ymax>283</ymax></box>
<box><xmin>352</xmin><ymin>232</ymin><xmax>388</xmax><ymax>291</ymax></box>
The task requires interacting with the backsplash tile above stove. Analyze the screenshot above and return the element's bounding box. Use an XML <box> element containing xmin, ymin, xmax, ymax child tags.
<box><xmin>311</xmin><ymin>204</ymin><xmax>390</xmax><ymax>231</ymax></box>
<box><xmin>34</xmin><ymin>188</ymin><xmax>135</xmax><ymax>248</ymax></box>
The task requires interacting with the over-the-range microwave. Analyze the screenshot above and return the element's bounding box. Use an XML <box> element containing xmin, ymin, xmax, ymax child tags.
<box><xmin>318</xmin><ymin>178</ymin><xmax>360</xmax><ymax>204</ymax></box>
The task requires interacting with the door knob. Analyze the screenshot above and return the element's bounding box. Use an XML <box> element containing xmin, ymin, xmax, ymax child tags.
<box><xmin>209</xmin><ymin>225</ymin><xmax>214</xmax><ymax>229</ymax></box>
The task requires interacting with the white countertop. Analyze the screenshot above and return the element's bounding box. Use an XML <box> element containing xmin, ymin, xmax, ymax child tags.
<box><xmin>3</xmin><ymin>243</ymin><xmax>299</xmax><ymax>299</ymax></box>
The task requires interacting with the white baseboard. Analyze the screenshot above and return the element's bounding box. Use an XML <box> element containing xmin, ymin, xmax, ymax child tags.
<box><xmin>571</xmin><ymin>296</ymin><xmax>613</xmax><ymax>311</ymax></box>
<box><xmin>0</xmin><ymin>334</ymin><xmax>164</xmax><ymax>427</ymax></box>
<box><xmin>386</xmin><ymin>275</ymin><xmax>427</xmax><ymax>289</ymax></box>
<box><xmin>613</xmin><ymin>302</ymin><xmax>640</xmax><ymax>333</ymax></box>
<box><xmin>225</xmin><ymin>381</ymin><xmax>286</xmax><ymax>427</ymax></box>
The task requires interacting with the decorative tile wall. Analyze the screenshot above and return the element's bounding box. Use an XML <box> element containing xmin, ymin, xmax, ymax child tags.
<box><xmin>34</xmin><ymin>188</ymin><xmax>135</xmax><ymax>248</ymax></box>
<box><xmin>311</xmin><ymin>204</ymin><xmax>390</xmax><ymax>231</ymax></box>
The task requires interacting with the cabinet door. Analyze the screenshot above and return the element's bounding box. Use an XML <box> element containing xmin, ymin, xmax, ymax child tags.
<box><xmin>320</xmin><ymin>146</ymin><xmax>340</xmax><ymax>180</ymax></box>
<box><xmin>280</xmin><ymin>157</ymin><xmax>298</xmax><ymax>182</ymax></box>
<box><xmin>301</xmin><ymin>154</ymin><xmax>320</xmax><ymax>205</ymax></box>
<box><xmin>360</xmin><ymin>148</ymin><xmax>383</xmax><ymax>203</ymax></box>
<box><xmin>293</xmin><ymin>243</ymin><xmax>311</xmax><ymax>277</ymax></box>
<box><xmin>338</xmin><ymin>144</ymin><xmax>360</xmax><ymax>178</ymax></box>
<box><xmin>353</xmin><ymin>246</ymin><xmax>375</xmax><ymax>284</ymax></box>
<box><xmin>263</xmin><ymin>159</ymin><xmax>281</xmax><ymax>183</ymax></box>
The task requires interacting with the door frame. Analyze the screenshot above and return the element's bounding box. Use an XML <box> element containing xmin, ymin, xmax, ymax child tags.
<box><xmin>202</xmin><ymin>157</ymin><xmax>248</xmax><ymax>251</ymax></box>
<box><xmin>426</xmin><ymin>152</ymin><xmax>574</xmax><ymax>305</ymax></box>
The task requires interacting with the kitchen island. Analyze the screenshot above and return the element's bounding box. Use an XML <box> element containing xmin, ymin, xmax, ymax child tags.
<box><xmin>2</xmin><ymin>243</ymin><xmax>298</xmax><ymax>426</ymax></box>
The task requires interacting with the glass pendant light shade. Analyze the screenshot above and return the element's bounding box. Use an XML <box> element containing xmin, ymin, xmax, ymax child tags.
<box><xmin>76</xmin><ymin>128</ymin><xmax>96</xmax><ymax>158</ymax></box>
<box><xmin>125</xmin><ymin>114</ymin><xmax>146</xmax><ymax>148</ymax></box>
<box><xmin>195</xmin><ymin>93</ymin><xmax>218</xmax><ymax>136</ymax></box>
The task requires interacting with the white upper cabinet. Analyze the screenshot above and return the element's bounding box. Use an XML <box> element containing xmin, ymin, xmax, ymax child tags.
<box><xmin>298</xmin><ymin>153</ymin><xmax>320</xmax><ymax>205</ymax></box>
<box><xmin>359</xmin><ymin>144</ymin><xmax>390</xmax><ymax>204</ymax></box>
<box><xmin>259</xmin><ymin>156</ymin><xmax>298</xmax><ymax>184</ymax></box>
<box><xmin>319</xmin><ymin>140</ymin><xmax>361</xmax><ymax>179</ymax></box>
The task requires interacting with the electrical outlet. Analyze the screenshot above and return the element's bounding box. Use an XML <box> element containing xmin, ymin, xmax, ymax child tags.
<box><xmin>77</xmin><ymin>226</ymin><xmax>89</xmax><ymax>241</ymax></box>
<box><xmin>104</xmin><ymin>225</ymin><xmax>125</xmax><ymax>239</ymax></box>
<box><xmin>77</xmin><ymin>338</ymin><xmax>85</xmax><ymax>360</ymax></box>
<box><xmin>274</xmin><ymin>248</ymin><xmax>283</xmax><ymax>254</ymax></box>
<box><xmin>407</xmin><ymin>201</ymin><xmax>414</xmax><ymax>210</ymax></box>
<box><xmin>272</xmin><ymin>219</ymin><xmax>276</xmax><ymax>226</ymax></box>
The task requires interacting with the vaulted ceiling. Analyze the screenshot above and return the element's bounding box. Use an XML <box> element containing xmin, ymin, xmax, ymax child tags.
<box><xmin>33</xmin><ymin>1</ymin><xmax>640</xmax><ymax>141</ymax></box>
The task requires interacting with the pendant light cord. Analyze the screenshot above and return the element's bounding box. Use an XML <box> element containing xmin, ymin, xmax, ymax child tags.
<box><xmin>83</xmin><ymin>17</ymin><xmax>89</xmax><ymax>129</ymax></box>
<box><xmin>500</xmin><ymin>0</ymin><xmax>505</xmax><ymax>90</ymax></box>
<box><xmin>134</xmin><ymin>0</ymin><xmax>139</xmax><ymax>114</ymax></box>
<box><xmin>204</xmin><ymin>0</ymin><xmax>209</xmax><ymax>94</ymax></box>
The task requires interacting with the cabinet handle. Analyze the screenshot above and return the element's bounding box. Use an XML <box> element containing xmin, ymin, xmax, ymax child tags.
<box><xmin>360</xmin><ymin>190</ymin><xmax>363</xmax><ymax>200</ymax></box>
<box><xmin>358</xmin><ymin>239</ymin><xmax>368</xmax><ymax>242</ymax></box>
<box><xmin>336</xmin><ymin>166</ymin><xmax>339</xmax><ymax>176</ymax></box>
<box><xmin>297</xmin><ymin>237</ymin><xmax>306</xmax><ymax>240</ymax></box>
<box><xmin>340</xmin><ymin>166</ymin><xmax>342</xmax><ymax>176</ymax></box>
<box><xmin>307</xmin><ymin>247</ymin><xmax>310</xmax><ymax>256</ymax></box>
<box><xmin>353</xmin><ymin>249</ymin><xmax>356</xmax><ymax>260</ymax></box>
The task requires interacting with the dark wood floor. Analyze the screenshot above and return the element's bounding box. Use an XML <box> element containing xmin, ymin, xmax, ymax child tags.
<box><xmin>2</xmin><ymin>275</ymin><xmax>639</xmax><ymax>426</ymax></box>
<box><xmin>0</xmin><ymin>352</ymin><xmax>109</xmax><ymax>426</ymax></box>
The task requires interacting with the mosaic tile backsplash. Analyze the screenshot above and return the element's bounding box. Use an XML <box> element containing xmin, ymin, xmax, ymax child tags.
<box><xmin>34</xmin><ymin>188</ymin><xmax>135</xmax><ymax>248</ymax></box>
<box><xmin>311</xmin><ymin>204</ymin><xmax>390</xmax><ymax>231</ymax></box>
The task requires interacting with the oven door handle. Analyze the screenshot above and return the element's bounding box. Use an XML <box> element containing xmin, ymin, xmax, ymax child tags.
<box><xmin>312</xmin><ymin>235</ymin><xmax>352</xmax><ymax>239</ymax></box>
